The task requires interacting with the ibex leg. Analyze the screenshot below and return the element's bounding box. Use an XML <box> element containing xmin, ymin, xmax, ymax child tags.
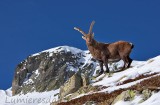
<box><xmin>98</xmin><ymin>60</ymin><xmax>104</xmax><ymax>75</ymax></box>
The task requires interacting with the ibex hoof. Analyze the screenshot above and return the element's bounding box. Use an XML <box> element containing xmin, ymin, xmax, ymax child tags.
<box><xmin>105</xmin><ymin>70</ymin><xmax>109</xmax><ymax>73</ymax></box>
<box><xmin>99</xmin><ymin>70</ymin><xmax>104</xmax><ymax>75</ymax></box>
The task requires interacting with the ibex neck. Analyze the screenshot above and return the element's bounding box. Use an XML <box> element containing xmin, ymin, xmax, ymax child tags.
<box><xmin>86</xmin><ymin>39</ymin><xmax>98</xmax><ymax>49</ymax></box>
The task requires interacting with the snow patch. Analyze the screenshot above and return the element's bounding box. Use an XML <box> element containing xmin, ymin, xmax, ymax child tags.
<box><xmin>32</xmin><ymin>46</ymin><xmax>83</xmax><ymax>57</ymax></box>
<box><xmin>0</xmin><ymin>88</ymin><xmax>59</xmax><ymax>105</ymax></box>
<box><xmin>93</xmin><ymin>56</ymin><xmax>160</xmax><ymax>91</ymax></box>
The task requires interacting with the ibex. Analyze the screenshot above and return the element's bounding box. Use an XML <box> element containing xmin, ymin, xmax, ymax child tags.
<box><xmin>74</xmin><ymin>21</ymin><xmax>134</xmax><ymax>74</ymax></box>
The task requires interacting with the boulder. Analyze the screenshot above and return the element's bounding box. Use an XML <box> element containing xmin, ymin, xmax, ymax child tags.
<box><xmin>60</xmin><ymin>72</ymin><xmax>82</xmax><ymax>99</ymax></box>
<box><xmin>112</xmin><ymin>90</ymin><xmax>136</xmax><ymax>105</ymax></box>
<box><xmin>142</xmin><ymin>89</ymin><xmax>152</xmax><ymax>101</ymax></box>
<box><xmin>63</xmin><ymin>85</ymin><xmax>99</xmax><ymax>101</ymax></box>
<box><xmin>81</xmin><ymin>73</ymin><xmax>89</xmax><ymax>87</ymax></box>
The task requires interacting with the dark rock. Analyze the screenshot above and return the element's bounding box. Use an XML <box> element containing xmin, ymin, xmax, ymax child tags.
<box><xmin>12</xmin><ymin>46</ymin><xmax>96</xmax><ymax>95</ymax></box>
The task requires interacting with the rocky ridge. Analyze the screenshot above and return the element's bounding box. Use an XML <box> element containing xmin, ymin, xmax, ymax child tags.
<box><xmin>11</xmin><ymin>46</ymin><xmax>160</xmax><ymax>105</ymax></box>
<box><xmin>12</xmin><ymin>46</ymin><xmax>97</xmax><ymax>95</ymax></box>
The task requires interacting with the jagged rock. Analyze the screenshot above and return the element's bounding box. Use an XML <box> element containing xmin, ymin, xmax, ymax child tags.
<box><xmin>12</xmin><ymin>46</ymin><xmax>123</xmax><ymax>96</ymax></box>
<box><xmin>112</xmin><ymin>90</ymin><xmax>136</xmax><ymax>105</ymax></box>
<box><xmin>142</xmin><ymin>89</ymin><xmax>152</xmax><ymax>101</ymax></box>
<box><xmin>60</xmin><ymin>72</ymin><xmax>82</xmax><ymax>99</ymax></box>
<box><xmin>12</xmin><ymin>46</ymin><xmax>96</xmax><ymax>95</ymax></box>
<box><xmin>62</xmin><ymin>85</ymin><xmax>99</xmax><ymax>102</ymax></box>
<box><xmin>81</xmin><ymin>73</ymin><xmax>89</xmax><ymax>87</ymax></box>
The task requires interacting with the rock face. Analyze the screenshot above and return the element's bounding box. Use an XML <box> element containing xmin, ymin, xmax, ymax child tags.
<box><xmin>141</xmin><ymin>89</ymin><xmax>152</xmax><ymax>102</ymax></box>
<box><xmin>60</xmin><ymin>72</ymin><xmax>82</xmax><ymax>99</ymax></box>
<box><xmin>59</xmin><ymin>72</ymin><xmax>91</xmax><ymax>99</ymax></box>
<box><xmin>112</xmin><ymin>90</ymin><xmax>136</xmax><ymax>105</ymax></box>
<box><xmin>12</xmin><ymin>46</ymin><xmax>96</xmax><ymax>95</ymax></box>
<box><xmin>112</xmin><ymin>89</ymin><xmax>154</xmax><ymax>105</ymax></box>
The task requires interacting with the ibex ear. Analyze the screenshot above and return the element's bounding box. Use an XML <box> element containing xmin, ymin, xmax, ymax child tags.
<box><xmin>82</xmin><ymin>36</ymin><xmax>86</xmax><ymax>40</ymax></box>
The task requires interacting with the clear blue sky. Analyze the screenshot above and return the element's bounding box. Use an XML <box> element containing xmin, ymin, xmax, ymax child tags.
<box><xmin>0</xmin><ymin>0</ymin><xmax>160</xmax><ymax>90</ymax></box>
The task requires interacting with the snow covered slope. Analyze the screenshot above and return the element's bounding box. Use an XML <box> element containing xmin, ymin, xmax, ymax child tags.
<box><xmin>60</xmin><ymin>55</ymin><xmax>160</xmax><ymax>105</ymax></box>
<box><xmin>0</xmin><ymin>88</ymin><xmax>59</xmax><ymax>105</ymax></box>
<box><xmin>1</xmin><ymin>46</ymin><xmax>160</xmax><ymax>105</ymax></box>
<box><xmin>93</xmin><ymin>56</ymin><xmax>160</xmax><ymax>93</ymax></box>
<box><xmin>114</xmin><ymin>91</ymin><xmax>160</xmax><ymax>105</ymax></box>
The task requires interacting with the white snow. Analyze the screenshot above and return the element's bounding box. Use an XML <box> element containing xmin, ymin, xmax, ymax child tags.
<box><xmin>139</xmin><ymin>91</ymin><xmax>160</xmax><ymax>105</ymax></box>
<box><xmin>0</xmin><ymin>88</ymin><xmax>59</xmax><ymax>105</ymax></box>
<box><xmin>1</xmin><ymin>46</ymin><xmax>160</xmax><ymax>105</ymax></box>
<box><xmin>93</xmin><ymin>56</ymin><xmax>160</xmax><ymax>93</ymax></box>
<box><xmin>114</xmin><ymin>91</ymin><xmax>160</xmax><ymax>105</ymax></box>
<box><xmin>70</xmin><ymin>55</ymin><xmax>160</xmax><ymax>104</ymax></box>
<box><xmin>114</xmin><ymin>101</ymin><xmax>130</xmax><ymax>105</ymax></box>
<box><xmin>23</xmin><ymin>79</ymin><xmax>34</xmax><ymax>85</ymax></box>
<box><xmin>34</xmin><ymin>69</ymin><xmax>40</xmax><ymax>79</ymax></box>
<box><xmin>32</xmin><ymin>46</ymin><xmax>83</xmax><ymax>57</ymax></box>
<box><xmin>32</xmin><ymin>46</ymin><xmax>96</xmax><ymax>73</ymax></box>
<box><xmin>23</xmin><ymin>73</ymin><xmax>34</xmax><ymax>85</ymax></box>
<box><xmin>67</xmin><ymin>65</ymin><xmax>78</xmax><ymax>72</ymax></box>
<box><xmin>103</xmin><ymin>74</ymin><xmax>160</xmax><ymax>93</ymax></box>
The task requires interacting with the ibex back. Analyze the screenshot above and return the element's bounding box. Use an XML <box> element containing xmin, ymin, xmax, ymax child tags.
<box><xmin>74</xmin><ymin>21</ymin><xmax>134</xmax><ymax>75</ymax></box>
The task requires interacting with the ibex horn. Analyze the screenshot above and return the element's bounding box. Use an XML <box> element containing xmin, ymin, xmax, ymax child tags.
<box><xmin>88</xmin><ymin>21</ymin><xmax>95</xmax><ymax>34</ymax></box>
<box><xmin>74</xmin><ymin>27</ymin><xmax>86</xmax><ymax>36</ymax></box>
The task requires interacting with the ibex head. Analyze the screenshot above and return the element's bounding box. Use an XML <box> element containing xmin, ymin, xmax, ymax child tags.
<box><xmin>74</xmin><ymin>21</ymin><xmax>95</xmax><ymax>44</ymax></box>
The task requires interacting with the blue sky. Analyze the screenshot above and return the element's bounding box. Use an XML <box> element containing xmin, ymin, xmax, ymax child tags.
<box><xmin>0</xmin><ymin>0</ymin><xmax>160</xmax><ymax>90</ymax></box>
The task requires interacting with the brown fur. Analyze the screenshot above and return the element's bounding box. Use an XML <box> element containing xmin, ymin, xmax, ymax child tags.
<box><xmin>74</xmin><ymin>21</ymin><xmax>134</xmax><ymax>74</ymax></box>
